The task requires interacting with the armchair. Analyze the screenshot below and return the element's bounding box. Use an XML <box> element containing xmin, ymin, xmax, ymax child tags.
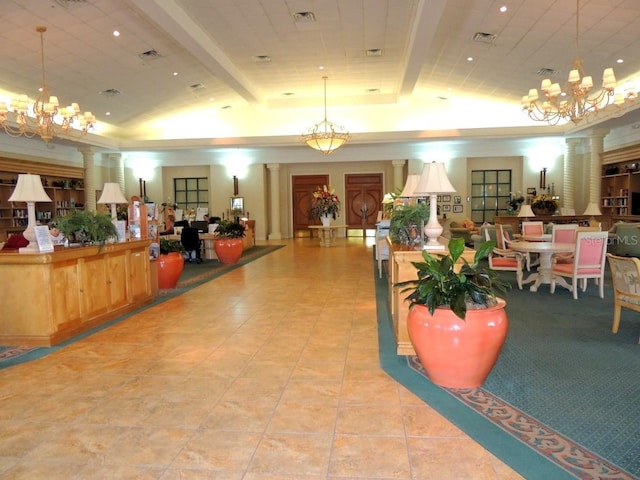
<box><xmin>606</xmin><ymin>254</ymin><xmax>640</xmax><ymax>343</ymax></box>
<box><xmin>449</xmin><ymin>220</ymin><xmax>477</xmax><ymax>246</ymax></box>
<box><xmin>472</xmin><ymin>224</ymin><xmax>515</xmax><ymax>251</ymax></box>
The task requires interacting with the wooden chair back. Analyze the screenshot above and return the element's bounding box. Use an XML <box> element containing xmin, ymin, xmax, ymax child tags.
<box><xmin>606</xmin><ymin>253</ymin><xmax>640</xmax><ymax>343</ymax></box>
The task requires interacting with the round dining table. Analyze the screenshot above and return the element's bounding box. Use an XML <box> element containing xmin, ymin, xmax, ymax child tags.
<box><xmin>508</xmin><ymin>240</ymin><xmax>575</xmax><ymax>292</ymax></box>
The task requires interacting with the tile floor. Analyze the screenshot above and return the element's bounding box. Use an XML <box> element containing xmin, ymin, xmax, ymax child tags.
<box><xmin>0</xmin><ymin>237</ymin><xmax>524</xmax><ymax>479</ymax></box>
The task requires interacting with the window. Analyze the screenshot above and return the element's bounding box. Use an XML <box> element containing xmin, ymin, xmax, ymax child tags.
<box><xmin>173</xmin><ymin>177</ymin><xmax>208</xmax><ymax>211</ymax></box>
<box><xmin>470</xmin><ymin>170</ymin><xmax>512</xmax><ymax>224</ymax></box>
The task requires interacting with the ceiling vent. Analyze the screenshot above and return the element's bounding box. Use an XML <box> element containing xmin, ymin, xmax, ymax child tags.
<box><xmin>138</xmin><ymin>50</ymin><xmax>162</xmax><ymax>61</ymax></box>
<box><xmin>99</xmin><ymin>88</ymin><xmax>121</xmax><ymax>97</ymax></box>
<box><xmin>252</xmin><ymin>55</ymin><xmax>272</xmax><ymax>63</ymax></box>
<box><xmin>54</xmin><ymin>0</ymin><xmax>89</xmax><ymax>9</ymax></box>
<box><xmin>189</xmin><ymin>83</ymin><xmax>205</xmax><ymax>92</ymax></box>
<box><xmin>472</xmin><ymin>32</ymin><xmax>497</xmax><ymax>44</ymax></box>
<box><xmin>537</xmin><ymin>67</ymin><xmax>558</xmax><ymax>76</ymax></box>
<box><xmin>293</xmin><ymin>12</ymin><xmax>316</xmax><ymax>23</ymax></box>
<box><xmin>365</xmin><ymin>49</ymin><xmax>384</xmax><ymax>57</ymax></box>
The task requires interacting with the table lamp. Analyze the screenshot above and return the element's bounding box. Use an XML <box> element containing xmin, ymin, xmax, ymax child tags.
<box><xmin>583</xmin><ymin>203</ymin><xmax>602</xmax><ymax>216</ymax></box>
<box><xmin>97</xmin><ymin>183</ymin><xmax>128</xmax><ymax>220</ymax></box>
<box><xmin>518</xmin><ymin>204</ymin><xmax>535</xmax><ymax>217</ymax></box>
<box><xmin>8</xmin><ymin>174</ymin><xmax>52</xmax><ymax>253</ymax></box>
<box><xmin>399</xmin><ymin>174</ymin><xmax>421</xmax><ymax>198</ymax></box>
<box><xmin>413</xmin><ymin>161</ymin><xmax>455</xmax><ymax>250</ymax></box>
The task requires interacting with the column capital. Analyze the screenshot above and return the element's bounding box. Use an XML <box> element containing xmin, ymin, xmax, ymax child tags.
<box><xmin>565</xmin><ymin>137</ymin><xmax>582</xmax><ymax>147</ymax></box>
<box><xmin>266</xmin><ymin>163</ymin><xmax>281</xmax><ymax>171</ymax></box>
<box><xmin>391</xmin><ymin>159</ymin><xmax>406</xmax><ymax>167</ymax></box>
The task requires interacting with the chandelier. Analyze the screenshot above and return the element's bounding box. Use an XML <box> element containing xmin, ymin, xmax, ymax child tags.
<box><xmin>0</xmin><ymin>26</ymin><xmax>96</xmax><ymax>143</ymax></box>
<box><xmin>302</xmin><ymin>76</ymin><xmax>350</xmax><ymax>154</ymax></box>
<box><xmin>522</xmin><ymin>0</ymin><xmax>636</xmax><ymax>126</ymax></box>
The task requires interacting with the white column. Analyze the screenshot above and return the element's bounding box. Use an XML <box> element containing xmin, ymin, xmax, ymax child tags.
<box><xmin>588</xmin><ymin>130</ymin><xmax>608</xmax><ymax>207</ymax></box>
<box><xmin>392</xmin><ymin>160</ymin><xmax>406</xmax><ymax>192</ymax></box>
<box><xmin>563</xmin><ymin>138</ymin><xmax>581</xmax><ymax>211</ymax></box>
<box><xmin>79</xmin><ymin>147</ymin><xmax>96</xmax><ymax>212</ymax></box>
<box><xmin>267</xmin><ymin>163</ymin><xmax>282</xmax><ymax>240</ymax></box>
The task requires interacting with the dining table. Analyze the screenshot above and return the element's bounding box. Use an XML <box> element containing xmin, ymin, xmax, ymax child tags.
<box><xmin>508</xmin><ymin>240</ymin><xmax>575</xmax><ymax>292</ymax></box>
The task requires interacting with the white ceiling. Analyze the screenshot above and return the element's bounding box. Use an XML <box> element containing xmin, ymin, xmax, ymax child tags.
<box><xmin>1</xmin><ymin>0</ymin><xmax>640</xmax><ymax>156</ymax></box>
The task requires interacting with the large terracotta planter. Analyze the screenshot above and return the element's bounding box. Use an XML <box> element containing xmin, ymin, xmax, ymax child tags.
<box><xmin>407</xmin><ymin>299</ymin><xmax>508</xmax><ymax>389</ymax></box>
<box><xmin>157</xmin><ymin>252</ymin><xmax>184</xmax><ymax>289</ymax></box>
<box><xmin>214</xmin><ymin>238</ymin><xmax>244</xmax><ymax>264</ymax></box>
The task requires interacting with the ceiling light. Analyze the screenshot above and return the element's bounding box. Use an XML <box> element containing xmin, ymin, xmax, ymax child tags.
<box><xmin>522</xmin><ymin>0</ymin><xmax>637</xmax><ymax>125</ymax></box>
<box><xmin>0</xmin><ymin>26</ymin><xmax>95</xmax><ymax>143</ymax></box>
<box><xmin>302</xmin><ymin>76</ymin><xmax>350</xmax><ymax>155</ymax></box>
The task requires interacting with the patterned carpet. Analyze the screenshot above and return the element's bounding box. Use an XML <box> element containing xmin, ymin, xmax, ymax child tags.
<box><xmin>376</xmin><ymin>261</ymin><xmax>640</xmax><ymax>480</ymax></box>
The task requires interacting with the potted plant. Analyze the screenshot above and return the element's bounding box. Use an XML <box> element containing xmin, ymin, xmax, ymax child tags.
<box><xmin>389</xmin><ymin>201</ymin><xmax>431</xmax><ymax>246</ymax></box>
<box><xmin>57</xmin><ymin>209</ymin><xmax>118</xmax><ymax>246</ymax></box>
<box><xmin>213</xmin><ymin>220</ymin><xmax>246</xmax><ymax>264</ymax></box>
<box><xmin>157</xmin><ymin>237</ymin><xmax>185</xmax><ymax>289</ymax></box>
<box><xmin>530</xmin><ymin>194</ymin><xmax>559</xmax><ymax>216</ymax></box>
<box><xmin>309</xmin><ymin>185</ymin><xmax>340</xmax><ymax>226</ymax></box>
<box><xmin>396</xmin><ymin>237</ymin><xmax>511</xmax><ymax>388</ymax></box>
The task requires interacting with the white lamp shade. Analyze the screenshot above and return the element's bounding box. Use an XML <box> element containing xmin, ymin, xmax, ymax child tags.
<box><xmin>518</xmin><ymin>205</ymin><xmax>535</xmax><ymax>217</ymax></box>
<box><xmin>8</xmin><ymin>174</ymin><xmax>52</xmax><ymax>202</ymax></box>
<box><xmin>399</xmin><ymin>174</ymin><xmax>421</xmax><ymax>197</ymax></box>
<box><xmin>583</xmin><ymin>203</ymin><xmax>602</xmax><ymax>216</ymax></box>
<box><xmin>414</xmin><ymin>162</ymin><xmax>455</xmax><ymax>195</ymax></box>
<box><xmin>97</xmin><ymin>183</ymin><xmax>128</xmax><ymax>204</ymax></box>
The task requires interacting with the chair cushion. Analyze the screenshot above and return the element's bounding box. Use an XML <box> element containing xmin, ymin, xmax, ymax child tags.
<box><xmin>491</xmin><ymin>257</ymin><xmax>518</xmax><ymax>267</ymax></box>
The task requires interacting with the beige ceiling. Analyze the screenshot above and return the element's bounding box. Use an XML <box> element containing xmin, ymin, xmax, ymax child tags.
<box><xmin>1</xmin><ymin>0</ymin><xmax>640</xmax><ymax>150</ymax></box>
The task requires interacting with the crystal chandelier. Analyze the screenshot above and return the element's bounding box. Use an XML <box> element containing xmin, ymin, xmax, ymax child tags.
<box><xmin>302</xmin><ymin>76</ymin><xmax>350</xmax><ymax>154</ymax></box>
<box><xmin>0</xmin><ymin>26</ymin><xmax>96</xmax><ymax>143</ymax></box>
<box><xmin>522</xmin><ymin>0</ymin><xmax>636</xmax><ymax>126</ymax></box>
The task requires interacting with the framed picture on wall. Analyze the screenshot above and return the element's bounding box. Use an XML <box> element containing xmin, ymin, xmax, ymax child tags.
<box><xmin>442</xmin><ymin>195</ymin><xmax>451</xmax><ymax>202</ymax></box>
<box><xmin>454</xmin><ymin>196</ymin><xmax>462</xmax><ymax>204</ymax></box>
<box><xmin>442</xmin><ymin>204</ymin><xmax>451</xmax><ymax>212</ymax></box>
<box><xmin>453</xmin><ymin>205</ymin><xmax>463</xmax><ymax>213</ymax></box>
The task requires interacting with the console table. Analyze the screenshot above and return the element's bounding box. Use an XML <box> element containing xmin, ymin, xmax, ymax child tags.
<box><xmin>0</xmin><ymin>240</ymin><xmax>154</xmax><ymax>346</ymax></box>
<box><xmin>308</xmin><ymin>225</ymin><xmax>347</xmax><ymax>247</ymax></box>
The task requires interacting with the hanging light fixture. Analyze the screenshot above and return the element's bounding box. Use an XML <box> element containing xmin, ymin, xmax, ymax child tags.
<box><xmin>0</xmin><ymin>26</ymin><xmax>96</xmax><ymax>143</ymax></box>
<box><xmin>302</xmin><ymin>76</ymin><xmax>350</xmax><ymax>154</ymax></box>
<box><xmin>522</xmin><ymin>0</ymin><xmax>637</xmax><ymax>126</ymax></box>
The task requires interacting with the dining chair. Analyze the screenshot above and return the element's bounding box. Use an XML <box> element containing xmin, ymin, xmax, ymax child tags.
<box><xmin>550</xmin><ymin>231</ymin><xmax>608</xmax><ymax>299</ymax></box>
<box><xmin>520</xmin><ymin>221</ymin><xmax>544</xmax><ymax>270</ymax></box>
<box><xmin>551</xmin><ymin>224</ymin><xmax>579</xmax><ymax>264</ymax></box>
<box><xmin>606</xmin><ymin>253</ymin><xmax>640</xmax><ymax>343</ymax></box>
<box><xmin>485</xmin><ymin>224</ymin><xmax>523</xmax><ymax>289</ymax></box>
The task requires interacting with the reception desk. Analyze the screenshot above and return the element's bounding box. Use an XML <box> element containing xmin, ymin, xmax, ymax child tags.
<box><xmin>386</xmin><ymin>237</ymin><xmax>476</xmax><ymax>355</ymax></box>
<box><xmin>0</xmin><ymin>240</ymin><xmax>154</xmax><ymax>346</ymax></box>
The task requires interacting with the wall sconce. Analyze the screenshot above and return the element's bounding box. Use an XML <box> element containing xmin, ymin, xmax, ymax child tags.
<box><xmin>233</xmin><ymin>175</ymin><xmax>239</xmax><ymax>196</ymax></box>
<box><xmin>138</xmin><ymin>178</ymin><xmax>147</xmax><ymax>201</ymax></box>
<box><xmin>539</xmin><ymin>168</ymin><xmax>547</xmax><ymax>190</ymax></box>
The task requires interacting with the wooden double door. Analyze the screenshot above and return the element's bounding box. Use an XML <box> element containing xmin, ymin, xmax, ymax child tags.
<box><xmin>291</xmin><ymin>173</ymin><xmax>383</xmax><ymax>236</ymax></box>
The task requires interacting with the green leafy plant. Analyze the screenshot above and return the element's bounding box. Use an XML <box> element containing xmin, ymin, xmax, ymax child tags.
<box><xmin>215</xmin><ymin>220</ymin><xmax>246</xmax><ymax>239</ymax></box>
<box><xmin>57</xmin><ymin>210</ymin><xmax>117</xmax><ymax>245</ymax></box>
<box><xmin>396</xmin><ymin>237</ymin><xmax>511</xmax><ymax>320</ymax></box>
<box><xmin>159</xmin><ymin>237</ymin><xmax>185</xmax><ymax>255</ymax></box>
<box><xmin>389</xmin><ymin>201</ymin><xmax>431</xmax><ymax>245</ymax></box>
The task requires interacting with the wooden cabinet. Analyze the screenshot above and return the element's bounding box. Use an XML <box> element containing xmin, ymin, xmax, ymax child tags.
<box><xmin>0</xmin><ymin>159</ymin><xmax>85</xmax><ymax>241</ymax></box>
<box><xmin>386</xmin><ymin>237</ymin><xmax>475</xmax><ymax>355</ymax></box>
<box><xmin>0</xmin><ymin>240</ymin><xmax>153</xmax><ymax>346</ymax></box>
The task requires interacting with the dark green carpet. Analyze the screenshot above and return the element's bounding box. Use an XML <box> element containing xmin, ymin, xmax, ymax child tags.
<box><xmin>377</xmin><ymin>260</ymin><xmax>640</xmax><ymax>479</ymax></box>
<box><xmin>0</xmin><ymin>245</ymin><xmax>284</xmax><ymax>369</ymax></box>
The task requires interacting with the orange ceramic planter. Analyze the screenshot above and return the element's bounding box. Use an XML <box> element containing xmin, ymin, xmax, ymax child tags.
<box><xmin>157</xmin><ymin>252</ymin><xmax>184</xmax><ymax>289</ymax></box>
<box><xmin>407</xmin><ymin>299</ymin><xmax>508</xmax><ymax>389</ymax></box>
<box><xmin>214</xmin><ymin>238</ymin><xmax>244</xmax><ymax>264</ymax></box>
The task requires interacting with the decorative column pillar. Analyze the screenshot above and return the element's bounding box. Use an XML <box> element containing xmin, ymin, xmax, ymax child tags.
<box><xmin>113</xmin><ymin>153</ymin><xmax>125</xmax><ymax>194</ymax></box>
<box><xmin>392</xmin><ymin>159</ymin><xmax>406</xmax><ymax>192</ymax></box>
<box><xmin>588</xmin><ymin>130</ymin><xmax>608</xmax><ymax>208</ymax></box>
<box><xmin>267</xmin><ymin>163</ymin><xmax>282</xmax><ymax>240</ymax></box>
<box><xmin>79</xmin><ymin>147</ymin><xmax>96</xmax><ymax>212</ymax></box>
<box><xmin>563</xmin><ymin>138</ymin><xmax>581</xmax><ymax>211</ymax></box>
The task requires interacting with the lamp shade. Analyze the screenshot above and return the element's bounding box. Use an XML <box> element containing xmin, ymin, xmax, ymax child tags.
<box><xmin>413</xmin><ymin>162</ymin><xmax>455</xmax><ymax>195</ymax></box>
<box><xmin>97</xmin><ymin>183</ymin><xmax>128</xmax><ymax>204</ymax></box>
<box><xmin>8</xmin><ymin>174</ymin><xmax>52</xmax><ymax>202</ymax></box>
<box><xmin>399</xmin><ymin>174</ymin><xmax>421</xmax><ymax>197</ymax></box>
<box><xmin>583</xmin><ymin>202</ymin><xmax>602</xmax><ymax>216</ymax></box>
<box><xmin>518</xmin><ymin>204</ymin><xmax>535</xmax><ymax>217</ymax></box>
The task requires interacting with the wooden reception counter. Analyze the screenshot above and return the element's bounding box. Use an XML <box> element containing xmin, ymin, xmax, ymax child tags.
<box><xmin>386</xmin><ymin>237</ymin><xmax>476</xmax><ymax>355</ymax></box>
<box><xmin>0</xmin><ymin>240</ymin><xmax>154</xmax><ymax>346</ymax></box>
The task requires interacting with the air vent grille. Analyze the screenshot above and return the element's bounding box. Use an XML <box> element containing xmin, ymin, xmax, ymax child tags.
<box><xmin>189</xmin><ymin>83</ymin><xmax>205</xmax><ymax>92</ymax></box>
<box><xmin>473</xmin><ymin>32</ymin><xmax>497</xmax><ymax>44</ymax></box>
<box><xmin>138</xmin><ymin>50</ymin><xmax>162</xmax><ymax>60</ymax></box>
<box><xmin>54</xmin><ymin>0</ymin><xmax>89</xmax><ymax>9</ymax></box>
<box><xmin>293</xmin><ymin>12</ymin><xmax>316</xmax><ymax>23</ymax></box>
<box><xmin>365</xmin><ymin>49</ymin><xmax>384</xmax><ymax>57</ymax></box>
<box><xmin>99</xmin><ymin>89</ymin><xmax>121</xmax><ymax>97</ymax></box>
<box><xmin>252</xmin><ymin>55</ymin><xmax>272</xmax><ymax>63</ymax></box>
<box><xmin>537</xmin><ymin>68</ymin><xmax>558</xmax><ymax>76</ymax></box>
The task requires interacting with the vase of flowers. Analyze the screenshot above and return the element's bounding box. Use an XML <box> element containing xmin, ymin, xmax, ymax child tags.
<box><xmin>310</xmin><ymin>185</ymin><xmax>340</xmax><ymax>224</ymax></box>
<box><xmin>531</xmin><ymin>194</ymin><xmax>559</xmax><ymax>216</ymax></box>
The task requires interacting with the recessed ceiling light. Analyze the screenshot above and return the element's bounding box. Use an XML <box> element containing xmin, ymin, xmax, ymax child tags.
<box><xmin>105</xmin><ymin>112</ymin><xmax>111</xmax><ymax>116</ymax></box>
<box><xmin>173</xmin><ymin>72</ymin><xmax>178</xmax><ymax>76</ymax></box>
<box><xmin>113</xmin><ymin>30</ymin><xmax>120</xmax><ymax>37</ymax></box>
<box><xmin>499</xmin><ymin>5</ymin><xmax>507</xmax><ymax>13</ymax></box>
<box><xmin>467</xmin><ymin>57</ymin><xmax>474</xmax><ymax>62</ymax></box>
<box><xmin>617</xmin><ymin>58</ymin><xmax>624</xmax><ymax>64</ymax></box>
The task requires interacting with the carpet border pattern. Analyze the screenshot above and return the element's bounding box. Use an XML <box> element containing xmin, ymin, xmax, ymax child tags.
<box><xmin>407</xmin><ymin>356</ymin><xmax>636</xmax><ymax>480</ymax></box>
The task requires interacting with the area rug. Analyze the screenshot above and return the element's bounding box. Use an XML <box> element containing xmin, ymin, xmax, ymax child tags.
<box><xmin>375</xmin><ymin>263</ymin><xmax>640</xmax><ymax>480</ymax></box>
<box><xmin>0</xmin><ymin>245</ymin><xmax>284</xmax><ymax>369</ymax></box>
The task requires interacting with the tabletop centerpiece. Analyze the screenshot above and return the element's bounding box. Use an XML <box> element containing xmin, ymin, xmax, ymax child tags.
<box><xmin>310</xmin><ymin>185</ymin><xmax>340</xmax><ymax>226</ymax></box>
<box><xmin>530</xmin><ymin>194</ymin><xmax>559</xmax><ymax>216</ymax></box>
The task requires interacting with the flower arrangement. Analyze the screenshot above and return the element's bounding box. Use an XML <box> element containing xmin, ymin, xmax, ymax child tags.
<box><xmin>531</xmin><ymin>194</ymin><xmax>559</xmax><ymax>214</ymax></box>
<box><xmin>310</xmin><ymin>185</ymin><xmax>340</xmax><ymax>220</ymax></box>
